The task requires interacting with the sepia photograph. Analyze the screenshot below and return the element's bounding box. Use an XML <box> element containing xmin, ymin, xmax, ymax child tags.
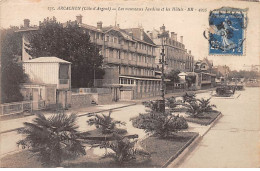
<box><xmin>0</xmin><ymin>0</ymin><xmax>259</xmax><ymax>168</ymax></box>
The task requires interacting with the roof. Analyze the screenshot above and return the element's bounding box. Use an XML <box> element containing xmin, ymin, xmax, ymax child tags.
<box><xmin>23</xmin><ymin>57</ymin><xmax>71</xmax><ymax>64</ymax></box>
<box><xmin>122</xmin><ymin>28</ymin><xmax>156</xmax><ymax>46</ymax></box>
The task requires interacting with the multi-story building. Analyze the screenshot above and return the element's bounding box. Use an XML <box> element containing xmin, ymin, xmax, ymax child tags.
<box><xmin>148</xmin><ymin>25</ymin><xmax>194</xmax><ymax>73</ymax></box>
<box><xmin>19</xmin><ymin>15</ymin><xmax>162</xmax><ymax>100</ymax></box>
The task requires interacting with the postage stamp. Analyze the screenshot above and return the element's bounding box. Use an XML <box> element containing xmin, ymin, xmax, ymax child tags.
<box><xmin>206</xmin><ymin>7</ymin><xmax>248</xmax><ymax>55</ymax></box>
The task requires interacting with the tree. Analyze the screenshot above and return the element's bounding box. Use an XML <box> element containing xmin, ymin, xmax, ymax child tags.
<box><xmin>1</xmin><ymin>27</ymin><xmax>28</xmax><ymax>103</ymax></box>
<box><xmin>186</xmin><ymin>101</ymin><xmax>203</xmax><ymax>118</ymax></box>
<box><xmin>185</xmin><ymin>75</ymin><xmax>196</xmax><ymax>88</ymax></box>
<box><xmin>87</xmin><ymin>110</ymin><xmax>126</xmax><ymax>135</ymax></box>
<box><xmin>165</xmin><ymin>69</ymin><xmax>180</xmax><ymax>84</ymax></box>
<box><xmin>25</xmin><ymin>17</ymin><xmax>104</xmax><ymax>88</ymax></box>
<box><xmin>17</xmin><ymin>111</ymin><xmax>86</xmax><ymax>167</ymax></box>
<box><xmin>131</xmin><ymin>100</ymin><xmax>188</xmax><ymax>138</ymax></box>
<box><xmin>197</xmin><ymin>98</ymin><xmax>216</xmax><ymax>113</ymax></box>
<box><xmin>99</xmin><ymin>134</ymin><xmax>150</xmax><ymax>166</ymax></box>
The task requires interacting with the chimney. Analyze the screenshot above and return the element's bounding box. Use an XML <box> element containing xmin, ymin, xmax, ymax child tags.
<box><xmin>174</xmin><ymin>33</ymin><xmax>177</xmax><ymax>41</ymax></box>
<box><xmin>189</xmin><ymin>50</ymin><xmax>191</xmax><ymax>54</ymax></box>
<box><xmin>170</xmin><ymin>32</ymin><xmax>175</xmax><ymax>39</ymax></box>
<box><xmin>129</xmin><ymin>31</ymin><xmax>133</xmax><ymax>38</ymax></box>
<box><xmin>24</xmin><ymin>19</ymin><xmax>30</xmax><ymax>28</ymax></box>
<box><xmin>97</xmin><ymin>21</ymin><xmax>103</xmax><ymax>29</ymax></box>
<box><xmin>149</xmin><ymin>32</ymin><xmax>153</xmax><ymax>40</ymax></box>
<box><xmin>180</xmin><ymin>36</ymin><xmax>183</xmax><ymax>43</ymax></box>
<box><xmin>140</xmin><ymin>28</ymin><xmax>144</xmax><ymax>40</ymax></box>
<box><xmin>160</xmin><ymin>24</ymin><xmax>166</xmax><ymax>33</ymax></box>
<box><xmin>76</xmin><ymin>15</ymin><xmax>82</xmax><ymax>24</ymax></box>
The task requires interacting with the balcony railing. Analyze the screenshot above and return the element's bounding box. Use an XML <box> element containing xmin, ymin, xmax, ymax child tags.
<box><xmin>96</xmin><ymin>39</ymin><xmax>104</xmax><ymax>45</ymax></box>
<box><xmin>104</xmin><ymin>57</ymin><xmax>121</xmax><ymax>64</ymax></box>
<box><xmin>106</xmin><ymin>42</ymin><xmax>121</xmax><ymax>49</ymax></box>
<box><xmin>129</xmin><ymin>60</ymin><xmax>137</xmax><ymax>66</ymax></box>
<box><xmin>121</xmin><ymin>44</ymin><xmax>129</xmax><ymax>51</ymax></box>
<box><xmin>147</xmin><ymin>50</ymin><xmax>153</xmax><ymax>56</ymax></box>
<box><xmin>121</xmin><ymin>59</ymin><xmax>129</xmax><ymax>65</ymax></box>
<box><xmin>137</xmin><ymin>48</ymin><xmax>147</xmax><ymax>54</ymax></box>
<box><xmin>129</xmin><ymin>46</ymin><xmax>136</xmax><ymax>52</ymax></box>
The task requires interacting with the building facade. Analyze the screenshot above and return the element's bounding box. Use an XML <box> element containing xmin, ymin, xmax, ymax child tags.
<box><xmin>194</xmin><ymin>58</ymin><xmax>216</xmax><ymax>89</ymax></box>
<box><xmin>19</xmin><ymin>16</ymin><xmax>162</xmax><ymax>100</ymax></box>
<box><xmin>148</xmin><ymin>25</ymin><xmax>194</xmax><ymax>73</ymax></box>
<box><xmin>23</xmin><ymin>57</ymin><xmax>72</xmax><ymax>108</ymax></box>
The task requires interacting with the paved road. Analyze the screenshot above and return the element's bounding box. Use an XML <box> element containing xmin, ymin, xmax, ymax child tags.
<box><xmin>178</xmin><ymin>87</ymin><xmax>260</xmax><ymax>168</ymax></box>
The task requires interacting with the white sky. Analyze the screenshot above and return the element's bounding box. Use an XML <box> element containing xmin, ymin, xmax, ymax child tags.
<box><xmin>1</xmin><ymin>0</ymin><xmax>260</xmax><ymax>70</ymax></box>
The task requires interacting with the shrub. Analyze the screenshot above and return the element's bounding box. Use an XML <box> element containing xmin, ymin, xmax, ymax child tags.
<box><xmin>165</xmin><ymin>97</ymin><xmax>178</xmax><ymax>109</ymax></box>
<box><xmin>198</xmin><ymin>98</ymin><xmax>216</xmax><ymax>113</ymax></box>
<box><xmin>87</xmin><ymin>110</ymin><xmax>126</xmax><ymax>135</ymax></box>
<box><xmin>182</xmin><ymin>92</ymin><xmax>196</xmax><ymax>103</ymax></box>
<box><xmin>142</xmin><ymin>100</ymin><xmax>164</xmax><ymax>113</ymax></box>
<box><xmin>186</xmin><ymin>101</ymin><xmax>203</xmax><ymax>118</ymax></box>
<box><xmin>131</xmin><ymin>111</ymin><xmax>188</xmax><ymax>138</ymax></box>
<box><xmin>98</xmin><ymin>134</ymin><xmax>150</xmax><ymax>166</ymax></box>
<box><xmin>17</xmin><ymin>111</ymin><xmax>85</xmax><ymax>167</ymax></box>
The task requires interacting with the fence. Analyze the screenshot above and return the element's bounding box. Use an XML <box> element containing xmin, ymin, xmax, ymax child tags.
<box><xmin>71</xmin><ymin>88</ymin><xmax>112</xmax><ymax>94</ymax></box>
<box><xmin>0</xmin><ymin>100</ymin><xmax>46</xmax><ymax>116</ymax></box>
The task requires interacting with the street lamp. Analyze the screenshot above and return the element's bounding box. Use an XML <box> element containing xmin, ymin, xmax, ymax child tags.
<box><xmin>158</xmin><ymin>25</ymin><xmax>169</xmax><ymax>113</ymax></box>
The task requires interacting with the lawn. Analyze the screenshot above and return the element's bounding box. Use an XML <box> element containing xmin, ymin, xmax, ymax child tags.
<box><xmin>185</xmin><ymin>111</ymin><xmax>221</xmax><ymax>125</ymax></box>
<box><xmin>0</xmin><ymin>132</ymin><xmax>199</xmax><ymax>168</ymax></box>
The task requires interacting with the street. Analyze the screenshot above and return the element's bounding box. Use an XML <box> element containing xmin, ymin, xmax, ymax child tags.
<box><xmin>1</xmin><ymin>88</ymin><xmax>259</xmax><ymax>168</ymax></box>
<box><xmin>178</xmin><ymin>87</ymin><xmax>260</xmax><ymax>167</ymax></box>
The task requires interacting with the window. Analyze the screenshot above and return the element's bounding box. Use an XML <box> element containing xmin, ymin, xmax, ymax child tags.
<box><xmin>114</xmin><ymin>37</ymin><xmax>118</xmax><ymax>43</ymax></box>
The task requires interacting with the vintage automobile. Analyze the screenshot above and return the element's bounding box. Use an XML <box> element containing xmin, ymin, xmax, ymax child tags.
<box><xmin>215</xmin><ymin>86</ymin><xmax>236</xmax><ymax>97</ymax></box>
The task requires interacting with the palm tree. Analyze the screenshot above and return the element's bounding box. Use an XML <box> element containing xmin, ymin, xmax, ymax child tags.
<box><xmin>87</xmin><ymin>110</ymin><xmax>126</xmax><ymax>135</ymax></box>
<box><xmin>186</xmin><ymin>101</ymin><xmax>203</xmax><ymax>118</ymax></box>
<box><xmin>198</xmin><ymin>98</ymin><xmax>216</xmax><ymax>113</ymax></box>
<box><xmin>99</xmin><ymin>134</ymin><xmax>150</xmax><ymax>166</ymax></box>
<box><xmin>182</xmin><ymin>92</ymin><xmax>196</xmax><ymax>103</ymax></box>
<box><xmin>17</xmin><ymin>111</ymin><xmax>86</xmax><ymax>167</ymax></box>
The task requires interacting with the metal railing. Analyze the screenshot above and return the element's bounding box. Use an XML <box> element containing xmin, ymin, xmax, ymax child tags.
<box><xmin>0</xmin><ymin>100</ymin><xmax>46</xmax><ymax>116</ymax></box>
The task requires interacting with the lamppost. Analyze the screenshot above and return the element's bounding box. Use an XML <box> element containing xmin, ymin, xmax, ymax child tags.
<box><xmin>158</xmin><ymin>25</ymin><xmax>169</xmax><ymax>113</ymax></box>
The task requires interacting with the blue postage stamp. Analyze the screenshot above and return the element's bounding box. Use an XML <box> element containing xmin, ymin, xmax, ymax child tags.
<box><xmin>206</xmin><ymin>7</ymin><xmax>248</xmax><ymax>55</ymax></box>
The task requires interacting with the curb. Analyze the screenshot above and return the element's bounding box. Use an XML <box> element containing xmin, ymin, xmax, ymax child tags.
<box><xmin>165</xmin><ymin>112</ymin><xmax>223</xmax><ymax>168</ymax></box>
<box><xmin>0</xmin><ymin>103</ymin><xmax>137</xmax><ymax>135</ymax></box>
<box><xmin>202</xmin><ymin>112</ymin><xmax>223</xmax><ymax>137</ymax></box>
<box><xmin>165</xmin><ymin>134</ymin><xmax>202</xmax><ymax>168</ymax></box>
<box><xmin>77</xmin><ymin>103</ymin><xmax>136</xmax><ymax>117</ymax></box>
<box><xmin>162</xmin><ymin>133</ymin><xmax>200</xmax><ymax>168</ymax></box>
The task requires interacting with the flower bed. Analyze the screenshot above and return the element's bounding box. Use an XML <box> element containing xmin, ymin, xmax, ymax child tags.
<box><xmin>1</xmin><ymin>132</ymin><xmax>199</xmax><ymax>168</ymax></box>
<box><xmin>185</xmin><ymin>111</ymin><xmax>221</xmax><ymax>125</ymax></box>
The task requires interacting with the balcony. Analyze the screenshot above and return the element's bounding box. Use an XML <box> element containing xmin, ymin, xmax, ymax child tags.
<box><xmin>137</xmin><ymin>48</ymin><xmax>147</xmax><ymax>54</ymax></box>
<box><xmin>129</xmin><ymin>46</ymin><xmax>136</xmax><ymax>52</ymax></box>
<box><xmin>147</xmin><ymin>50</ymin><xmax>153</xmax><ymax>56</ymax></box>
<box><xmin>129</xmin><ymin>60</ymin><xmax>137</xmax><ymax>66</ymax></box>
<box><xmin>137</xmin><ymin>62</ymin><xmax>147</xmax><ymax>67</ymax></box>
<box><xmin>106</xmin><ymin>42</ymin><xmax>121</xmax><ymax>49</ymax></box>
<box><xmin>103</xmin><ymin>57</ymin><xmax>121</xmax><ymax>64</ymax></box>
<box><xmin>96</xmin><ymin>39</ymin><xmax>104</xmax><ymax>45</ymax></box>
<box><xmin>121</xmin><ymin>44</ymin><xmax>129</xmax><ymax>51</ymax></box>
<box><xmin>147</xmin><ymin>63</ymin><xmax>153</xmax><ymax>68</ymax></box>
<box><xmin>121</xmin><ymin>59</ymin><xmax>129</xmax><ymax>65</ymax></box>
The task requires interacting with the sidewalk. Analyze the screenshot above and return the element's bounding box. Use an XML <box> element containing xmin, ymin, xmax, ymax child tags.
<box><xmin>0</xmin><ymin>88</ymin><xmax>214</xmax><ymax>134</ymax></box>
<box><xmin>0</xmin><ymin>101</ymin><xmax>136</xmax><ymax>134</ymax></box>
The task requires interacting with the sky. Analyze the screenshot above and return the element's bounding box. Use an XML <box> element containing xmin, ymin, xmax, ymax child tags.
<box><xmin>0</xmin><ymin>0</ymin><xmax>259</xmax><ymax>71</ymax></box>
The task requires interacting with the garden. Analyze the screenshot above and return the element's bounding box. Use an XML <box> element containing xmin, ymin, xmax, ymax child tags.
<box><xmin>1</xmin><ymin>93</ymin><xmax>221</xmax><ymax>168</ymax></box>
